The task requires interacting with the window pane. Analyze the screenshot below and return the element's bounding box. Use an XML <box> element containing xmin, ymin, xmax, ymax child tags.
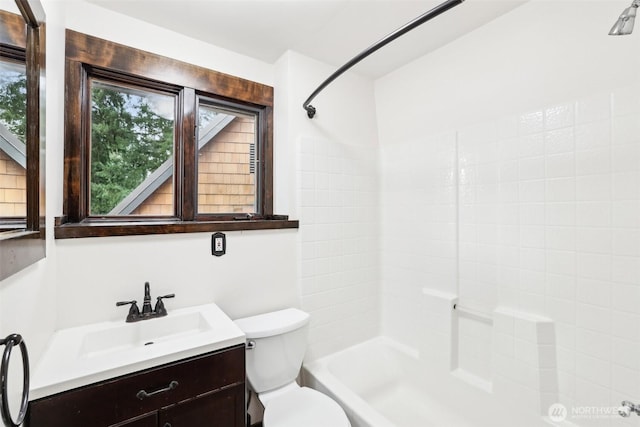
<box><xmin>90</xmin><ymin>80</ymin><xmax>176</xmax><ymax>216</ymax></box>
<box><xmin>197</xmin><ymin>103</ymin><xmax>257</xmax><ymax>215</ymax></box>
<box><xmin>0</xmin><ymin>59</ymin><xmax>26</xmax><ymax>218</ymax></box>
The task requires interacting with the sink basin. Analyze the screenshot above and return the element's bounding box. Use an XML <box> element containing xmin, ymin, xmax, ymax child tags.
<box><xmin>79</xmin><ymin>311</ymin><xmax>210</xmax><ymax>358</ymax></box>
<box><xmin>30</xmin><ymin>303</ymin><xmax>245</xmax><ymax>400</ymax></box>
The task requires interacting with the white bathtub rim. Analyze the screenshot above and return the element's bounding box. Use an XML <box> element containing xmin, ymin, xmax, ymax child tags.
<box><xmin>304</xmin><ymin>338</ymin><xmax>400</xmax><ymax>427</ymax></box>
<box><xmin>304</xmin><ymin>367</ymin><xmax>395</xmax><ymax>427</ymax></box>
<box><xmin>307</xmin><ymin>336</ymin><xmax>419</xmax><ymax>366</ymax></box>
<box><xmin>304</xmin><ymin>336</ymin><xmax>580</xmax><ymax>427</ymax></box>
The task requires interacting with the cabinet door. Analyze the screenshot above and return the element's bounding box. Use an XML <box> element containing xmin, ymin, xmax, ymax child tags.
<box><xmin>159</xmin><ymin>384</ymin><xmax>245</xmax><ymax>427</ymax></box>
<box><xmin>110</xmin><ymin>412</ymin><xmax>158</xmax><ymax>427</ymax></box>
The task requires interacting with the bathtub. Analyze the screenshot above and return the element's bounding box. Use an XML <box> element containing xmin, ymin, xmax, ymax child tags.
<box><xmin>303</xmin><ymin>337</ymin><xmax>565</xmax><ymax>427</ymax></box>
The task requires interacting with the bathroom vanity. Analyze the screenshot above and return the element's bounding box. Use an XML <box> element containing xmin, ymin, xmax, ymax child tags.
<box><xmin>27</xmin><ymin>345</ymin><xmax>244</xmax><ymax>427</ymax></box>
<box><xmin>25</xmin><ymin>303</ymin><xmax>247</xmax><ymax>427</ymax></box>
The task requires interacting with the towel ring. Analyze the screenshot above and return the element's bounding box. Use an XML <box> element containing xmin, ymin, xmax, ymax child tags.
<box><xmin>0</xmin><ymin>334</ymin><xmax>29</xmax><ymax>427</ymax></box>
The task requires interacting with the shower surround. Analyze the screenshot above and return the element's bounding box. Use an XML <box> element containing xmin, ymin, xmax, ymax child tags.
<box><xmin>375</xmin><ymin>2</ymin><xmax>640</xmax><ymax>426</ymax></box>
<box><xmin>377</xmin><ymin>84</ymin><xmax>640</xmax><ymax>426</ymax></box>
<box><xmin>285</xmin><ymin>1</ymin><xmax>639</xmax><ymax>426</ymax></box>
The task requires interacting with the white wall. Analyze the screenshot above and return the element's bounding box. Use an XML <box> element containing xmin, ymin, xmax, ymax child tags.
<box><xmin>275</xmin><ymin>51</ymin><xmax>380</xmax><ymax>360</ymax></box>
<box><xmin>377</xmin><ymin>1</ymin><xmax>640</xmax><ymax>425</ymax></box>
<box><xmin>0</xmin><ymin>0</ymin><xmax>381</xmax><ymax>375</ymax></box>
<box><xmin>377</xmin><ymin>0</ymin><xmax>640</xmax><ymax>141</ymax></box>
<box><xmin>0</xmin><ymin>0</ymin><xmax>299</xmax><ymax>371</ymax></box>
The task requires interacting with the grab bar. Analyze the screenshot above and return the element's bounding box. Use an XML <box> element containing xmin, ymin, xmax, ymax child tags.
<box><xmin>453</xmin><ymin>303</ymin><xmax>493</xmax><ymax>324</ymax></box>
<box><xmin>0</xmin><ymin>334</ymin><xmax>29</xmax><ymax>427</ymax></box>
<box><xmin>302</xmin><ymin>0</ymin><xmax>465</xmax><ymax>118</ymax></box>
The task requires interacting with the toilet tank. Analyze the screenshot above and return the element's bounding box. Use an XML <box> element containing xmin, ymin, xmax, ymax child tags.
<box><xmin>234</xmin><ymin>308</ymin><xmax>310</xmax><ymax>393</ymax></box>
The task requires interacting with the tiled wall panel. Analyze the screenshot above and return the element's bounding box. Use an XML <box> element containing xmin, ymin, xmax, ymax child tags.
<box><xmin>381</xmin><ymin>85</ymin><xmax>640</xmax><ymax>426</ymax></box>
<box><xmin>380</xmin><ymin>132</ymin><xmax>458</xmax><ymax>348</ymax></box>
<box><xmin>297</xmin><ymin>136</ymin><xmax>379</xmax><ymax>360</ymax></box>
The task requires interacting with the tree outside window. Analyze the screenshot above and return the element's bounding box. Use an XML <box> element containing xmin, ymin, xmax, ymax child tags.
<box><xmin>0</xmin><ymin>58</ymin><xmax>27</xmax><ymax>218</ymax></box>
<box><xmin>58</xmin><ymin>30</ymin><xmax>297</xmax><ymax>238</ymax></box>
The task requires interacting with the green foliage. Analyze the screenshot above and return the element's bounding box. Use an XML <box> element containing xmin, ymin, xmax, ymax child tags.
<box><xmin>90</xmin><ymin>85</ymin><xmax>174</xmax><ymax>215</ymax></box>
<box><xmin>0</xmin><ymin>70</ymin><xmax>27</xmax><ymax>142</ymax></box>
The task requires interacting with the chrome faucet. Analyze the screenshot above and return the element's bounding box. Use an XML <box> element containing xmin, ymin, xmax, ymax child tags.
<box><xmin>116</xmin><ymin>282</ymin><xmax>175</xmax><ymax>322</ymax></box>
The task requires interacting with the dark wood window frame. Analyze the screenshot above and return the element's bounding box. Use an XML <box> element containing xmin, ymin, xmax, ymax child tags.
<box><xmin>0</xmin><ymin>2</ymin><xmax>46</xmax><ymax>280</ymax></box>
<box><xmin>56</xmin><ymin>30</ymin><xmax>297</xmax><ymax>239</ymax></box>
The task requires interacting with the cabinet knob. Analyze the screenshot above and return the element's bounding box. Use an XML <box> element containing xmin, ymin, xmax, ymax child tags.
<box><xmin>164</xmin><ymin>424</ymin><xmax>172</xmax><ymax>427</ymax></box>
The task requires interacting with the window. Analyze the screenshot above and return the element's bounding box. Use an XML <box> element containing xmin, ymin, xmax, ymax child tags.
<box><xmin>89</xmin><ymin>79</ymin><xmax>176</xmax><ymax>216</ymax></box>
<box><xmin>0</xmin><ymin>57</ymin><xmax>27</xmax><ymax>221</ymax></box>
<box><xmin>57</xmin><ymin>30</ymin><xmax>297</xmax><ymax>238</ymax></box>
<box><xmin>196</xmin><ymin>100</ymin><xmax>259</xmax><ymax>216</ymax></box>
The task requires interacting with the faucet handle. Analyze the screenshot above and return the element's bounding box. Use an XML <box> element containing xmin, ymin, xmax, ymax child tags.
<box><xmin>116</xmin><ymin>300</ymin><xmax>138</xmax><ymax>307</ymax></box>
<box><xmin>116</xmin><ymin>300</ymin><xmax>140</xmax><ymax>322</ymax></box>
<box><xmin>154</xmin><ymin>294</ymin><xmax>175</xmax><ymax>317</ymax></box>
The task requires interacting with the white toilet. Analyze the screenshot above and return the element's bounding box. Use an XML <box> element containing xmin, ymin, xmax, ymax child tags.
<box><xmin>234</xmin><ymin>308</ymin><xmax>351</xmax><ymax>427</ymax></box>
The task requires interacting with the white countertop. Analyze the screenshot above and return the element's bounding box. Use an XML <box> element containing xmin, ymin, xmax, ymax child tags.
<box><xmin>30</xmin><ymin>303</ymin><xmax>245</xmax><ymax>400</ymax></box>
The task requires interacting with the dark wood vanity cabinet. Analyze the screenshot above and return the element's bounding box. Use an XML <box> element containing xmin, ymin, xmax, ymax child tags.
<box><xmin>26</xmin><ymin>345</ymin><xmax>246</xmax><ymax>427</ymax></box>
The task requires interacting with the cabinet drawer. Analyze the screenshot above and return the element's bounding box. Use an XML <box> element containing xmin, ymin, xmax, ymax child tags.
<box><xmin>159</xmin><ymin>383</ymin><xmax>245</xmax><ymax>427</ymax></box>
<box><xmin>27</xmin><ymin>345</ymin><xmax>245</xmax><ymax>427</ymax></box>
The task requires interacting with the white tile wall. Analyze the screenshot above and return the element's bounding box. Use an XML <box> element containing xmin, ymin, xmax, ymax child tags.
<box><xmin>380</xmin><ymin>132</ymin><xmax>458</xmax><ymax>348</ymax></box>
<box><xmin>421</xmin><ymin>289</ymin><xmax>457</xmax><ymax>372</ymax></box>
<box><xmin>297</xmin><ymin>136</ymin><xmax>379</xmax><ymax>360</ymax></box>
<box><xmin>457</xmin><ymin>313</ymin><xmax>492</xmax><ymax>384</ymax></box>
<box><xmin>492</xmin><ymin>308</ymin><xmax>558</xmax><ymax>416</ymax></box>
<box><xmin>381</xmin><ymin>84</ymin><xmax>640</xmax><ymax>426</ymax></box>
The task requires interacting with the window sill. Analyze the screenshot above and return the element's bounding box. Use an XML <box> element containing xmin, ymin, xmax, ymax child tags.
<box><xmin>0</xmin><ymin>229</ymin><xmax>41</xmax><ymax>241</ymax></box>
<box><xmin>54</xmin><ymin>217</ymin><xmax>299</xmax><ymax>239</ymax></box>
<box><xmin>0</xmin><ymin>225</ymin><xmax>25</xmax><ymax>234</ymax></box>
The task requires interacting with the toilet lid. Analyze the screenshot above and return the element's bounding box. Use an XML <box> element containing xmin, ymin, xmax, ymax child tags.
<box><xmin>263</xmin><ymin>387</ymin><xmax>351</xmax><ymax>427</ymax></box>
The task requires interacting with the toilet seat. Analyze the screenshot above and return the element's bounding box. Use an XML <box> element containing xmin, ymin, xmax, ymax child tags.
<box><xmin>262</xmin><ymin>387</ymin><xmax>351</xmax><ymax>427</ymax></box>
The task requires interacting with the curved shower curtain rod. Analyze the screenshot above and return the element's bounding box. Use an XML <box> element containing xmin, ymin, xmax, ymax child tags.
<box><xmin>302</xmin><ymin>0</ymin><xmax>466</xmax><ymax>119</ymax></box>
